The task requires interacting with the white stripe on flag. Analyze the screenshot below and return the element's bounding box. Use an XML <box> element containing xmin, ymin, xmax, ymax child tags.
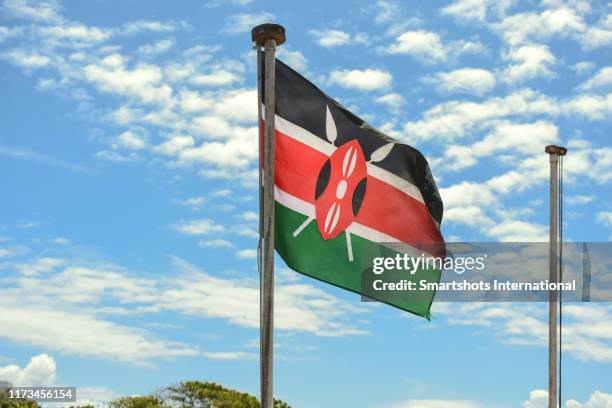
<box><xmin>268</xmin><ymin>107</ymin><xmax>335</xmax><ymax>156</ymax></box>
<box><xmin>274</xmin><ymin>185</ymin><xmax>315</xmax><ymax>217</ymax></box>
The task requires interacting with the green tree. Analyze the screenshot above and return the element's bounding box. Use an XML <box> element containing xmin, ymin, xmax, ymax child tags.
<box><xmin>109</xmin><ymin>395</ymin><xmax>167</xmax><ymax>408</ymax></box>
<box><xmin>106</xmin><ymin>381</ymin><xmax>292</xmax><ymax>408</ymax></box>
<box><xmin>0</xmin><ymin>388</ymin><xmax>40</xmax><ymax>408</ymax></box>
<box><xmin>160</xmin><ymin>381</ymin><xmax>291</xmax><ymax>408</ymax></box>
<box><xmin>272</xmin><ymin>400</ymin><xmax>291</xmax><ymax>408</ymax></box>
<box><xmin>162</xmin><ymin>381</ymin><xmax>258</xmax><ymax>408</ymax></box>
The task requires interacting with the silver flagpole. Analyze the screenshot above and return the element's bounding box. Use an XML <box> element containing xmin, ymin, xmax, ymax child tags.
<box><xmin>252</xmin><ymin>23</ymin><xmax>285</xmax><ymax>408</ymax></box>
<box><xmin>545</xmin><ymin>144</ymin><xmax>567</xmax><ymax>408</ymax></box>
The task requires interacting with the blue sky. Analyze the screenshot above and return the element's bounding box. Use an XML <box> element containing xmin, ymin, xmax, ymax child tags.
<box><xmin>0</xmin><ymin>0</ymin><xmax>611</xmax><ymax>407</ymax></box>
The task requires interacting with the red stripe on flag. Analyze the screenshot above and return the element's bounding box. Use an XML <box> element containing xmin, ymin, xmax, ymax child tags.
<box><xmin>275</xmin><ymin>128</ymin><xmax>327</xmax><ymax>202</ymax></box>
<box><xmin>273</xmin><ymin>126</ymin><xmax>443</xmax><ymax>247</ymax></box>
<box><xmin>356</xmin><ymin>176</ymin><xmax>444</xmax><ymax>245</ymax></box>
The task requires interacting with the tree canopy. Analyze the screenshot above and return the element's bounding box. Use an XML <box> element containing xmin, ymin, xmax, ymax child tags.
<box><xmin>1</xmin><ymin>382</ymin><xmax>291</xmax><ymax>408</ymax></box>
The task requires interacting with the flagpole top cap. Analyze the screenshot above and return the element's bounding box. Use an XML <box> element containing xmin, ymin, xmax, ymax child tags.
<box><xmin>545</xmin><ymin>145</ymin><xmax>568</xmax><ymax>156</ymax></box>
<box><xmin>251</xmin><ymin>23</ymin><xmax>286</xmax><ymax>46</ymax></box>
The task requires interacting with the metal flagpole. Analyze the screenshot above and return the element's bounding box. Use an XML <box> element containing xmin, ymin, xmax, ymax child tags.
<box><xmin>545</xmin><ymin>144</ymin><xmax>567</xmax><ymax>408</ymax></box>
<box><xmin>252</xmin><ymin>23</ymin><xmax>285</xmax><ymax>408</ymax></box>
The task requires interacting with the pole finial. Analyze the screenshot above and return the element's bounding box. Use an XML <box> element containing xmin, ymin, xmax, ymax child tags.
<box><xmin>251</xmin><ymin>23</ymin><xmax>286</xmax><ymax>46</ymax></box>
<box><xmin>545</xmin><ymin>145</ymin><xmax>568</xmax><ymax>156</ymax></box>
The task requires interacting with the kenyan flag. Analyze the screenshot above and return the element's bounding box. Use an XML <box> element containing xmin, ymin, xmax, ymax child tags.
<box><xmin>263</xmin><ymin>59</ymin><xmax>445</xmax><ymax>319</ymax></box>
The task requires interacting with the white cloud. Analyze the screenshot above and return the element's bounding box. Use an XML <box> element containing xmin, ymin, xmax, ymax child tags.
<box><xmin>223</xmin><ymin>12</ymin><xmax>274</xmax><ymax>34</ymax></box>
<box><xmin>402</xmin><ymin>88</ymin><xmax>612</xmax><ymax>142</ymax></box>
<box><xmin>375</xmin><ymin>93</ymin><xmax>405</xmax><ymax>110</ymax></box>
<box><xmin>0</xmin><ymin>249</ymin><xmax>356</xmax><ymax>363</ymax></box>
<box><xmin>388</xmin><ymin>400</ymin><xmax>483</xmax><ymax>408</ymax></box>
<box><xmin>443</xmin><ymin>0</ymin><xmax>480</xmax><ymax>20</ymax></box>
<box><xmin>388</xmin><ymin>390</ymin><xmax>612</xmax><ymax>408</ymax></box>
<box><xmin>0</xmin><ymin>261</ymin><xmax>199</xmax><ymax>363</ymax></box>
<box><xmin>0</xmin><ymin>6</ymin><xmax>331</xmax><ymax>183</ymax></box>
<box><xmin>502</xmin><ymin>44</ymin><xmax>556</xmax><ymax>83</ymax></box>
<box><xmin>385</xmin><ymin>30</ymin><xmax>447</xmax><ymax>62</ymax></box>
<box><xmin>161</xmin><ymin>257</ymin><xmax>368</xmax><ymax>336</ymax></box>
<box><xmin>16</xmin><ymin>257</ymin><xmax>65</xmax><ymax>276</ymax></box>
<box><xmin>154</xmin><ymin>135</ymin><xmax>195</xmax><ymax>156</ymax></box>
<box><xmin>447</xmin><ymin>39</ymin><xmax>487</xmax><ymax>57</ymax></box>
<box><xmin>0</xmin><ymin>145</ymin><xmax>86</xmax><ymax>172</ymax></box>
<box><xmin>177</xmin><ymin>125</ymin><xmax>258</xmax><ymax>168</ymax></box>
<box><xmin>0</xmin><ymin>354</ymin><xmax>56</xmax><ymax>387</ymax></box>
<box><xmin>523</xmin><ymin>390</ymin><xmax>612</xmax><ymax>408</ymax></box>
<box><xmin>236</xmin><ymin>248</ymin><xmax>257</xmax><ymax>259</ymax></box>
<box><xmin>39</xmin><ymin>23</ymin><xmax>111</xmax><ymax>45</ymax></box>
<box><xmin>374</xmin><ymin>0</ymin><xmax>400</xmax><ymax>24</ymax></box>
<box><xmin>238</xmin><ymin>211</ymin><xmax>258</xmax><ymax>221</ymax></box>
<box><xmin>433</xmin><ymin>131</ymin><xmax>612</xmax><ymax>243</ymax></box>
<box><xmin>3</xmin><ymin>0</ymin><xmax>63</xmax><ymax>23</ymax></box>
<box><xmin>563</xmin><ymin>94</ymin><xmax>612</xmax><ymax>121</ymax></box>
<box><xmin>117</xmin><ymin>130</ymin><xmax>147</xmax><ymax>150</ymax></box>
<box><xmin>425</xmin><ymin>68</ymin><xmax>496</xmax><ymax>96</ymax></box>
<box><xmin>572</xmin><ymin>61</ymin><xmax>596</xmax><ymax>75</ymax></box>
<box><xmin>487</xmin><ymin>219</ymin><xmax>548</xmax><ymax>241</ymax></box>
<box><xmin>522</xmin><ymin>389</ymin><xmax>548</xmax><ymax>408</ymax></box>
<box><xmin>310</xmin><ymin>29</ymin><xmax>350</xmax><ymax>47</ymax></box>
<box><xmin>180</xmin><ymin>196</ymin><xmax>206</xmax><ymax>209</ymax></box>
<box><xmin>492</xmin><ymin>3</ymin><xmax>611</xmax><ymax>49</ymax></box>
<box><xmin>203</xmin><ymin>351</ymin><xmax>255</xmax><ymax>360</ymax></box>
<box><xmin>567</xmin><ymin>194</ymin><xmax>594</xmax><ymax>205</ymax></box>
<box><xmin>329</xmin><ymin>68</ymin><xmax>392</xmax><ymax>91</ymax></box>
<box><xmin>172</xmin><ymin>219</ymin><xmax>224</xmax><ymax>235</ymax></box>
<box><xmin>16</xmin><ymin>221</ymin><xmax>38</xmax><ymax>229</ymax></box>
<box><xmin>3</xmin><ymin>50</ymin><xmax>51</xmax><ymax>68</ymax></box>
<box><xmin>439</xmin><ymin>176</ymin><xmax>550</xmax><ymax>242</ymax></box>
<box><xmin>597</xmin><ymin>211</ymin><xmax>612</xmax><ymax>227</ymax></box>
<box><xmin>277</xmin><ymin>48</ymin><xmax>307</xmax><ymax>71</ymax></box>
<box><xmin>190</xmin><ymin>70</ymin><xmax>239</xmax><ymax>87</ymax></box>
<box><xmin>83</xmin><ymin>54</ymin><xmax>172</xmax><ymax>105</ymax></box>
<box><xmin>121</xmin><ymin>20</ymin><xmax>180</xmax><ymax>35</ymax></box>
<box><xmin>435</xmin><ymin>303</ymin><xmax>612</xmax><ymax>363</ymax></box>
<box><xmin>384</xmin><ymin>30</ymin><xmax>484</xmax><ymax>62</ymax></box>
<box><xmin>213</xmin><ymin>189</ymin><xmax>233</xmax><ymax>198</ymax></box>
<box><xmin>207</xmin><ymin>0</ymin><xmax>252</xmax><ymax>5</ymax></box>
<box><xmin>494</xmin><ymin>7</ymin><xmax>586</xmax><ymax>46</ymax></box>
<box><xmin>439</xmin><ymin>121</ymin><xmax>558</xmax><ymax>170</ymax></box>
<box><xmin>0</xmin><ymin>26</ymin><xmax>12</xmax><ymax>43</ymax></box>
<box><xmin>111</xmin><ymin>105</ymin><xmax>142</xmax><ymax>125</ymax></box>
<box><xmin>96</xmin><ymin>150</ymin><xmax>137</xmax><ymax>163</ymax></box>
<box><xmin>212</xmin><ymin>88</ymin><xmax>257</xmax><ymax>122</ymax></box>
<box><xmin>231</xmin><ymin>224</ymin><xmax>258</xmax><ymax>238</ymax></box>
<box><xmin>0</xmin><ymin>246</ymin><xmax>28</xmax><ymax>259</ymax></box>
<box><xmin>51</xmin><ymin>237</ymin><xmax>70</xmax><ymax>245</ymax></box>
<box><xmin>579</xmin><ymin>67</ymin><xmax>612</xmax><ymax>90</ymax></box>
<box><xmin>441</xmin><ymin>182</ymin><xmax>496</xmax><ymax>209</ymax></box>
<box><xmin>566</xmin><ymin>391</ymin><xmax>612</xmax><ymax>408</ymax></box>
<box><xmin>198</xmin><ymin>238</ymin><xmax>234</xmax><ymax>249</ymax></box>
<box><xmin>0</xmin><ymin>304</ymin><xmax>198</xmax><ymax>362</ymax></box>
<box><xmin>441</xmin><ymin>0</ymin><xmax>514</xmax><ymax>22</ymax></box>
<box><xmin>138</xmin><ymin>39</ymin><xmax>174</xmax><ymax>57</ymax></box>
<box><xmin>73</xmin><ymin>386</ymin><xmax>118</xmax><ymax>407</ymax></box>
<box><xmin>308</xmin><ymin>29</ymin><xmax>366</xmax><ymax>48</ymax></box>
<box><xmin>177</xmin><ymin>90</ymin><xmax>213</xmax><ymax>113</ymax></box>
<box><xmin>581</xmin><ymin>22</ymin><xmax>612</xmax><ymax>49</ymax></box>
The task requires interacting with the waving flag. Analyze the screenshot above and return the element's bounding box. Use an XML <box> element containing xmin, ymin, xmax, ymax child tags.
<box><xmin>264</xmin><ymin>59</ymin><xmax>445</xmax><ymax>319</ymax></box>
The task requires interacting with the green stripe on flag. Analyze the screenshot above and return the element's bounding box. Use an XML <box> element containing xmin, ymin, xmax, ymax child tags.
<box><xmin>274</xmin><ymin>202</ymin><xmax>441</xmax><ymax>319</ymax></box>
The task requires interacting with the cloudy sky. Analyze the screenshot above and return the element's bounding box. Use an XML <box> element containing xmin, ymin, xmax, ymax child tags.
<box><xmin>0</xmin><ymin>0</ymin><xmax>611</xmax><ymax>407</ymax></box>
